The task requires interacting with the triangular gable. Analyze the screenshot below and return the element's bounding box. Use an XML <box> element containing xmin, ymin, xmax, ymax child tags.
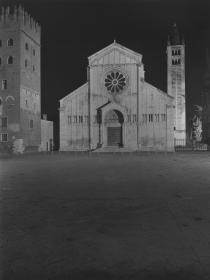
<box><xmin>88</xmin><ymin>41</ymin><xmax>142</xmax><ymax>66</ymax></box>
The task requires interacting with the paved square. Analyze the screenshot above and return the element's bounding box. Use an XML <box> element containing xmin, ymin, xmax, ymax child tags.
<box><xmin>1</xmin><ymin>152</ymin><xmax>210</xmax><ymax>279</ymax></box>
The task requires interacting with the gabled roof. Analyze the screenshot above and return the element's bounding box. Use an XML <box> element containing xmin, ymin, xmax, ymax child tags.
<box><xmin>59</xmin><ymin>83</ymin><xmax>88</xmax><ymax>103</ymax></box>
<box><xmin>144</xmin><ymin>82</ymin><xmax>174</xmax><ymax>99</ymax></box>
<box><xmin>88</xmin><ymin>40</ymin><xmax>142</xmax><ymax>65</ymax></box>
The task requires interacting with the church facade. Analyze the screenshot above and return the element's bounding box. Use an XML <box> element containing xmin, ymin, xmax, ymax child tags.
<box><xmin>59</xmin><ymin>26</ymin><xmax>186</xmax><ymax>152</ymax></box>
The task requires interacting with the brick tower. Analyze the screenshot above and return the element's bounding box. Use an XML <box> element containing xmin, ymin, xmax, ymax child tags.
<box><xmin>0</xmin><ymin>6</ymin><xmax>41</xmax><ymax>152</ymax></box>
<box><xmin>167</xmin><ymin>23</ymin><xmax>186</xmax><ymax>144</ymax></box>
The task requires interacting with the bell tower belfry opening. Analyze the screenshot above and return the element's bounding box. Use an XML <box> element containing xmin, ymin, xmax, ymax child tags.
<box><xmin>167</xmin><ymin>23</ymin><xmax>186</xmax><ymax>144</ymax></box>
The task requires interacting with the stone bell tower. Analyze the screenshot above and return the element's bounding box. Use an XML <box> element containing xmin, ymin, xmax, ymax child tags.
<box><xmin>167</xmin><ymin>23</ymin><xmax>186</xmax><ymax>144</ymax></box>
<box><xmin>0</xmin><ymin>6</ymin><xmax>41</xmax><ymax>152</ymax></box>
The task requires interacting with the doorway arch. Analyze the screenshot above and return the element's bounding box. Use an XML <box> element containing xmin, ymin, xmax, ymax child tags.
<box><xmin>104</xmin><ymin>109</ymin><xmax>124</xmax><ymax>147</ymax></box>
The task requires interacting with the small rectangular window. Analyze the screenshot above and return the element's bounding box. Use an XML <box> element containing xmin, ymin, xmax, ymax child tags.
<box><xmin>79</xmin><ymin>115</ymin><xmax>83</xmax><ymax>123</ymax></box>
<box><xmin>68</xmin><ymin>116</ymin><xmax>72</xmax><ymax>124</ymax></box>
<box><xmin>73</xmin><ymin>116</ymin><xmax>77</xmax><ymax>123</ymax></box>
<box><xmin>7</xmin><ymin>38</ymin><xmax>13</xmax><ymax>47</ymax></box>
<box><xmin>2</xmin><ymin>80</ymin><xmax>7</xmax><ymax>90</ymax></box>
<box><xmin>29</xmin><ymin>119</ymin><xmax>33</xmax><ymax>129</ymax></box>
<box><xmin>142</xmin><ymin>114</ymin><xmax>147</xmax><ymax>123</ymax></box>
<box><xmin>85</xmin><ymin>115</ymin><xmax>89</xmax><ymax>123</ymax></box>
<box><xmin>132</xmin><ymin>114</ymin><xmax>137</xmax><ymax>123</ymax></box>
<box><xmin>149</xmin><ymin>114</ymin><xmax>153</xmax><ymax>122</ymax></box>
<box><xmin>7</xmin><ymin>56</ymin><xmax>13</xmax><ymax>64</ymax></box>
<box><xmin>161</xmin><ymin>114</ymin><xmax>166</xmax><ymax>121</ymax></box>
<box><xmin>155</xmin><ymin>114</ymin><xmax>159</xmax><ymax>122</ymax></box>
<box><xmin>1</xmin><ymin>117</ymin><xmax>7</xmax><ymax>128</ymax></box>
<box><xmin>25</xmin><ymin>42</ymin><xmax>29</xmax><ymax>50</ymax></box>
<box><xmin>1</xmin><ymin>133</ymin><xmax>8</xmax><ymax>142</ymax></box>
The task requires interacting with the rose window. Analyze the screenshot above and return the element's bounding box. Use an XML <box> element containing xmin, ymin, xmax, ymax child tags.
<box><xmin>105</xmin><ymin>71</ymin><xmax>126</xmax><ymax>93</ymax></box>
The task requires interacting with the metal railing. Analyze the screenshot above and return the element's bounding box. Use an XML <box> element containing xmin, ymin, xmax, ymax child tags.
<box><xmin>174</xmin><ymin>138</ymin><xmax>208</xmax><ymax>151</ymax></box>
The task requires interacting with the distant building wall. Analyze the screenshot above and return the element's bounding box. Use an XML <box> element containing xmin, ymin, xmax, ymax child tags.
<box><xmin>40</xmin><ymin>119</ymin><xmax>53</xmax><ymax>151</ymax></box>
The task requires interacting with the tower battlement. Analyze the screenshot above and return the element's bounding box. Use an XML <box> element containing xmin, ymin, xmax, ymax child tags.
<box><xmin>0</xmin><ymin>5</ymin><xmax>41</xmax><ymax>43</ymax></box>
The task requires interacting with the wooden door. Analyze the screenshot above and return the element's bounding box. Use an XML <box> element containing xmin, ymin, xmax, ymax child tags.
<box><xmin>107</xmin><ymin>127</ymin><xmax>122</xmax><ymax>146</ymax></box>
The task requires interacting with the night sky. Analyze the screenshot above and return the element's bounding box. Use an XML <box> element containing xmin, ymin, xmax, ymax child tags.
<box><xmin>2</xmin><ymin>0</ymin><xmax>210</xmax><ymax>146</ymax></box>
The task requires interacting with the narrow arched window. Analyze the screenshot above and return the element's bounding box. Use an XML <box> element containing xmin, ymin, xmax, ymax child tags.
<box><xmin>0</xmin><ymin>57</ymin><xmax>2</xmax><ymax>65</ymax></box>
<box><xmin>2</xmin><ymin>80</ymin><xmax>7</xmax><ymax>90</ymax></box>
<box><xmin>1</xmin><ymin>133</ymin><xmax>8</xmax><ymax>142</ymax></box>
<box><xmin>0</xmin><ymin>40</ymin><xmax>2</xmax><ymax>47</ymax></box>
<box><xmin>7</xmin><ymin>38</ymin><xmax>13</xmax><ymax>47</ymax></box>
<box><xmin>29</xmin><ymin>119</ymin><xmax>34</xmax><ymax>129</ymax></box>
<box><xmin>1</xmin><ymin>117</ymin><xmax>7</xmax><ymax>128</ymax></box>
<box><xmin>25</xmin><ymin>42</ymin><xmax>29</xmax><ymax>50</ymax></box>
<box><xmin>7</xmin><ymin>56</ymin><xmax>13</xmax><ymax>64</ymax></box>
<box><xmin>0</xmin><ymin>98</ymin><xmax>2</xmax><ymax>118</ymax></box>
<box><xmin>25</xmin><ymin>59</ymin><xmax>28</xmax><ymax>68</ymax></box>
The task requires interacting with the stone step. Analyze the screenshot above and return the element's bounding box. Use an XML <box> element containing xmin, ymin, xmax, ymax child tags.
<box><xmin>93</xmin><ymin>146</ymin><xmax>135</xmax><ymax>153</ymax></box>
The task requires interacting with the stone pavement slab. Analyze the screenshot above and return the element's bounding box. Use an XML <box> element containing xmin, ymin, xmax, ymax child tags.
<box><xmin>1</xmin><ymin>152</ymin><xmax>210</xmax><ymax>279</ymax></box>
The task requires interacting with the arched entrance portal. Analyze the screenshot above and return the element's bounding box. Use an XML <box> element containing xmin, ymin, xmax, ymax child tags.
<box><xmin>104</xmin><ymin>109</ymin><xmax>124</xmax><ymax>147</ymax></box>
